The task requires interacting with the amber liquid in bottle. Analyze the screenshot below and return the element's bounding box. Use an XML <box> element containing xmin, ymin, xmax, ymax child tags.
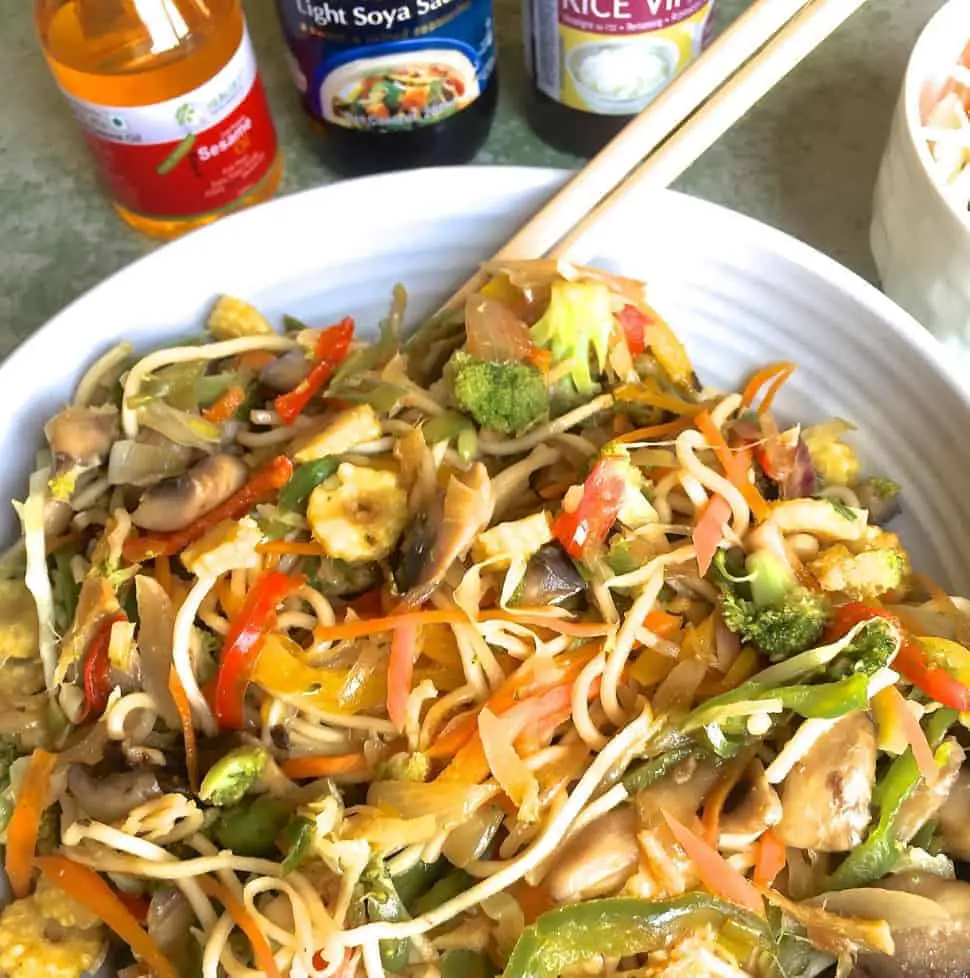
<box><xmin>36</xmin><ymin>0</ymin><xmax>283</xmax><ymax>240</ymax></box>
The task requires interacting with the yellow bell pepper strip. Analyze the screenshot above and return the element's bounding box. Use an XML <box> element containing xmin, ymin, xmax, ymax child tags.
<box><xmin>197</xmin><ymin>877</ymin><xmax>282</xmax><ymax>978</ymax></box>
<box><xmin>5</xmin><ymin>748</ymin><xmax>58</xmax><ymax>898</ymax></box>
<box><xmin>36</xmin><ymin>855</ymin><xmax>180</xmax><ymax>978</ymax></box>
<box><xmin>387</xmin><ymin>622</ymin><xmax>418</xmax><ymax>732</ymax></box>
<box><xmin>661</xmin><ymin>810</ymin><xmax>764</xmax><ymax>914</ymax></box>
<box><xmin>281</xmin><ymin>753</ymin><xmax>369</xmax><ymax>780</ymax></box>
<box><xmin>214</xmin><ymin>570</ymin><xmax>305</xmax><ymax>730</ymax></box>
<box><xmin>124</xmin><ymin>454</ymin><xmax>294</xmax><ymax>563</ymax></box>
<box><xmin>274</xmin><ymin>318</ymin><xmax>354</xmax><ymax>425</ymax></box>
<box><xmin>168</xmin><ymin>666</ymin><xmax>199</xmax><ymax>792</ymax></box>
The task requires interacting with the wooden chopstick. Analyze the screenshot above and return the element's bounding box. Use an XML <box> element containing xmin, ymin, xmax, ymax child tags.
<box><xmin>438</xmin><ymin>0</ymin><xmax>867</xmax><ymax>312</ymax></box>
<box><xmin>550</xmin><ymin>0</ymin><xmax>869</xmax><ymax>263</ymax></box>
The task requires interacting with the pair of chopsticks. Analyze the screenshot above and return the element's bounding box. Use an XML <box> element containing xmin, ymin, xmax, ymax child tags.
<box><xmin>441</xmin><ymin>0</ymin><xmax>869</xmax><ymax>310</ymax></box>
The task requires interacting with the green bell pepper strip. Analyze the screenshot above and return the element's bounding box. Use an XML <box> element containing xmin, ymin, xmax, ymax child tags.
<box><xmin>277</xmin><ymin>458</ymin><xmax>338</xmax><ymax>513</ymax></box>
<box><xmin>212</xmin><ymin>795</ymin><xmax>292</xmax><ymax>858</ymax></box>
<box><xmin>280</xmin><ymin>815</ymin><xmax>315</xmax><ymax>874</ymax></box>
<box><xmin>925</xmin><ymin>708</ymin><xmax>958</xmax><ymax>748</ymax></box>
<box><xmin>391</xmin><ymin>859</ymin><xmax>445</xmax><ymax>912</ymax></box>
<box><xmin>411</xmin><ymin>868</ymin><xmax>474</xmax><ymax>917</ymax></box>
<box><xmin>500</xmin><ymin>894</ymin><xmax>766</xmax><ymax>978</ymax></box>
<box><xmin>352</xmin><ymin>862</ymin><xmax>412</xmax><ymax>971</ymax></box>
<box><xmin>828</xmin><ymin>739</ymin><xmax>954</xmax><ymax>890</ymax></box>
<box><xmin>773</xmin><ymin>673</ymin><xmax>871</xmax><ymax>718</ymax></box>
<box><xmin>441</xmin><ymin>949</ymin><xmax>495</xmax><ymax>978</ymax></box>
<box><xmin>621</xmin><ymin>744</ymin><xmax>699</xmax><ymax>795</ymax></box>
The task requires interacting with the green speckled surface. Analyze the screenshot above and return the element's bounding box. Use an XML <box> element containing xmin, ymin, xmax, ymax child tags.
<box><xmin>0</xmin><ymin>0</ymin><xmax>944</xmax><ymax>356</ymax></box>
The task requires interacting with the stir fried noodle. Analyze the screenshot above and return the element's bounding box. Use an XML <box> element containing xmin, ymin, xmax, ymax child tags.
<box><xmin>2</xmin><ymin>264</ymin><xmax>970</xmax><ymax>978</ymax></box>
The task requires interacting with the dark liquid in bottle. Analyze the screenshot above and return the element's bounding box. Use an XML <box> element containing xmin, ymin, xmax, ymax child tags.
<box><xmin>310</xmin><ymin>71</ymin><xmax>499</xmax><ymax>176</ymax></box>
<box><xmin>524</xmin><ymin>84</ymin><xmax>629</xmax><ymax>159</ymax></box>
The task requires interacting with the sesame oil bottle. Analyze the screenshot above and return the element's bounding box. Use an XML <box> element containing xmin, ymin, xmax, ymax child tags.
<box><xmin>36</xmin><ymin>0</ymin><xmax>283</xmax><ymax>239</ymax></box>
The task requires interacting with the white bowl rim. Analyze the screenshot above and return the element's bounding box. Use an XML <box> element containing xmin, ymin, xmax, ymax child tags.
<box><xmin>903</xmin><ymin>0</ymin><xmax>970</xmax><ymax>227</ymax></box>
<box><xmin>4</xmin><ymin>163</ymin><xmax>969</xmax><ymax>430</ymax></box>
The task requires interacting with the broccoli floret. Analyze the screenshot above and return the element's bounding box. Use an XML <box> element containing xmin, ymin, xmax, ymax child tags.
<box><xmin>713</xmin><ymin>548</ymin><xmax>830</xmax><ymax>662</ymax></box>
<box><xmin>844</xmin><ymin>618</ymin><xmax>899</xmax><ymax>675</ymax></box>
<box><xmin>530</xmin><ymin>280</ymin><xmax>614</xmax><ymax>396</ymax></box>
<box><xmin>449</xmin><ymin>352</ymin><xmax>548</xmax><ymax>436</ymax></box>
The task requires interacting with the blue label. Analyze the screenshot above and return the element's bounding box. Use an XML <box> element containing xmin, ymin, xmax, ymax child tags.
<box><xmin>277</xmin><ymin>0</ymin><xmax>495</xmax><ymax>131</ymax></box>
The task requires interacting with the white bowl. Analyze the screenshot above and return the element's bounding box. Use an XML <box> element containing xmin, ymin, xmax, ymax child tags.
<box><xmin>870</xmin><ymin>0</ymin><xmax>970</xmax><ymax>368</ymax></box>
<box><xmin>4</xmin><ymin>167</ymin><xmax>970</xmax><ymax>593</ymax></box>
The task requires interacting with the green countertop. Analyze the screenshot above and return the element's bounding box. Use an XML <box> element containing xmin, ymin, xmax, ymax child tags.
<box><xmin>0</xmin><ymin>0</ymin><xmax>943</xmax><ymax>357</ymax></box>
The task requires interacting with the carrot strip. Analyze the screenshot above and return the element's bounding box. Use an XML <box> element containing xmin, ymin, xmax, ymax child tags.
<box><xmin>695</xmin><ymin>410</ymin><xmax>769</xmax><ymax>522</ymax></box>
<box><xmin>36</xmin><ymin>856</ymin><xmax>180</xmax><ymax>978</ymax></box>
<box><xmin>662</xmin><ymin>810</ymin><xmax>764</xmax><ymax>914</ymax></box>
<box><xmin>884</xmin><ymin>685</ymin><xmax>938</xmax><ymax>782</ymax></box>
<box><xmin>202</xmin><ymin>385</ymin><xmax>247</xmax><ymax>424</ymax></box>
<box><xmin>479</xmin><ymin>610</ymin><xmax>615</xmax><ymax>637</ymax></box>
<box><xmin>753</xmin><ymin>828</ymin><xmax>787</xmax><ymax>888</ymax></box>
<box><xmin>197</xmin><ymin>878</ymin><xmax>282</xmax><ymax>978</ymax></box>
<box><xmin>758</xmin><ymin>364</ymin><xmax>796</xmax><ymax>416</ymax></box>
<box><xmin>5</xmin><ymin>748</ymin><xmax>58</xmax><ymax>898</ymax></box>
<box><xmin>613</xmin><ymin>384</ymin><xmax>704</xmax><ymax>417</ymax></box>
<box><xmin>741</xmin><ymin>362</ymin><xmax>796</xmax><ymax>410</ymax></box>
<box><xmin>701</xmin><ymin>751</ymin><xmax>751</xmax><ymax>846</ymax></box>
<box><xmin>281</xmin><ymin>753</ymin><xmax>369</xmax><ymax>779</ymax></box>
<box><xmin>256</xmin><ymin>540</ymin><xmax>327</xmax><ymax>557</ymax></box>
<box><xmin>387</xmin><ymin>622</ymin><xmax>418</xmax><ymax>732</ymax></box>
<box><xmin>611</xmin><ymin>417</ymin><xmax>694</xmax><ymax>445</ymax></box>
<box><xmin>236</xmin><ymin>350</ymin><xmax>276</xmax><ymax>371</ymax></box>
<box><xmin>168</xmin><ymin>667</ymin><xmax>199</xmax><ymax>792</ymax></box>
<box><xmin>693</xmin><ymin>495</ymin><xmax>732</xmax><ymax>577</ymax></box>
<box><xmin>312</xmin><ymin>609</ymin><xmax>468</xmax><ymax>643</ymax></box>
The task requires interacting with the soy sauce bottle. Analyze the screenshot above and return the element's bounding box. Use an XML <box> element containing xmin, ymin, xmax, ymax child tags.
<box><xmin>522</xmin><ymin>0</ymin><xmax>716</xmax><ymax>158</ymax></box>
<box><xmin>276</xmin><ymin>0</ymin><xmax>498</xmax><ymax>175</ymax></box>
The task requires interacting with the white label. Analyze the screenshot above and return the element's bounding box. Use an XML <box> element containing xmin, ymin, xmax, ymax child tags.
<box><xmin>59</xmin><ymin>29</ymin><xmax>259</xmax><ymax>147</ymax></box>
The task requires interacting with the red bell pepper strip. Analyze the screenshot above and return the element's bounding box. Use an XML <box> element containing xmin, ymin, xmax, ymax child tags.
<box><xmin>214</xmin><ymin>570</ymin><xmax>305</xmax><ymax>729</ymax></box>
<box><xmin>615</xmin><ymin>305</ymin><xmax>648</xmax><ymax>356</ymax></box>
<box><xmin>552</xmin><ymin>458</ymin><xmax>627</xmax><ymax>559</ymax></box>
<box><xmin>274</xmin><ymin>318</ymin><xmax>354</xmax><ymax>424</ymax></box>
<box><xmin>829</xmin><ymin>602</ymin><xmax>970</xmax><ymax>712</ymax></box>
<box><xmin>78</xmin><ymin>612</ymin><xmax>127</xmax><ymax>723</ymax></box>
<box><xmin>123</xmin><ymin>455</ymin><xmax>294</xmax><ymax>563</ymax></box>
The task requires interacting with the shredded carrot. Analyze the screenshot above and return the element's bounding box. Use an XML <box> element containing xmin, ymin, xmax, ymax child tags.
<box><xmin>701</xmin><ymin>751</ymin><xmax>752</xmax><ymax>846</ymax></box>
<box><xmin>168</xmin><ymin>667</ymin><xmax>199</xmax><ymax>793</ymax></box>
<box><xmin>479</xmin><ymin>610</ymin><xmax>615</xmax><ymax>637</ymax></box>
<box><xmin>662</xmin><ymin>810</ymin><xmax>764</xmax><ymax>914</ymax></box>
<box><xmin>154</xmin><ymin>556</ymin><xmax>173</xmax><ymax>599</ymax></box>
<box><xmin>257</xmin><ymin>540</ymin><xmax>328</xmax><ymax>557</ymax></box>
<box><xmin>883</xmin><ymin>685</ymin><xmax>938</xmax><ymax>782</ymax></box>
<box><xmin>753</xmin><ymin>828</ymin><xmax>787</xmax><ymax>888</ymax></box>
<box><xmin>281</xmin><ymin>753</ymin><xmax>369</xmax><ymax>780</ymax></box>
<box><xmin>312</xmin><ymin>608</ymin><xmax>468</xmax><ymax>643</ymax></box>
<box><xmin>693</xmin><ymin>494</ymin><xmax>732</xmax><ymax>577</ymax></box>
<box><xmin>197</xmin><ymin>877</ymin><xmax>282</xmax><ymax>978</ymax></box>
<box><xmin>203</xmin><ymin>385</ymin><xmax>247</xmax><ymax>424</ymax></box>
<box><xmin>758</xmin><ymin>364</ymin><xmax>796</xmax><ymax>416</ymax></box>
<box><xmin>5</xmin><ymin>748</ymin><xmax>57</xmax><ymax>899</ymax></box>
<box><xmin>741</xmin><ymin>362</ymin><xmax>796</xmax><ymax>411</ymax></box>
<box><xmin>36</xmin><ymin>856</ymin><xmax>180</xmax><ymax>978</ymax></box>
<box><xmin>695</xmin><ymin>410</ymin><xmax>769</xmax><ymax>522</ymax></box>
<box><xmin>236</xmin><ymin>350</ymin><xmax>276</xmax><ymax>371</ymax></box>
<box><xmin>387</xmin><ymin>622</ymin><xmax>418</xmax><ymax>732</ymax></box>
<box><xmin>611</xmin><ymin>417</ymin><xmax>694</xmax><ymax>445</ymax></box>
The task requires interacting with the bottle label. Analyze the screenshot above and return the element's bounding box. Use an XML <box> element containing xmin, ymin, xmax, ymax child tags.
<box><xmin>60</xmin><ymin>29</ymin><xmax>278</xmax><ymax>220</ymax></box>
<box><xmin>276</xmin><ymin>0</ymin><xmax>496</xmax><ymax>131</ymax></box>
<box><xmin>524</xmin><ymin>0</ymin><xmax>715</xmax><ymax>115</ymax></box>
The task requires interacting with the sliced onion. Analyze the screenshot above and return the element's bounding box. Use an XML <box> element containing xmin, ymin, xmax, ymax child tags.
<box><xmin>807</xmin><ymin>888</ymin><xmax>949</xmax><ymax>934</ymax></box>
<box><xmin>135</xmin><ymin>576</ymin><xmax>180</xmax><ymax>728</ymax></box>
<box><xmin>465</xmin><ymin>293</ymin><xmax>535</xmax><ymax>363</ymax></box>
<box><xmin>137</xmin><ymin>401</ymin><xmax>220</xmax><ymax>453</ymax></box>
<box><xmin>368</xmin><ymin>779</ymin><xmax>495</xmax><ymax>825</ymax></box>
<box><xmin>442</xmin><ymin>804</ymin><xmax>505</xmax><ymax>868</ymax></box>
<box><xmin>479</xmin><ymin>707</ymin><xmax>539</xmax><ymax>821</ymax></box>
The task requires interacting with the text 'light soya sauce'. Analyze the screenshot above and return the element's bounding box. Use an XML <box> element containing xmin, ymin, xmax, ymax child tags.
<box><xmin>276</xmin><ymin>0</ymin><xmax>498</xmax><ymax>174</ymax></box>
<box><xmin>523</xmin><ymin>0</ymin><xmax>716</xmax><ymax>157</ymax></box>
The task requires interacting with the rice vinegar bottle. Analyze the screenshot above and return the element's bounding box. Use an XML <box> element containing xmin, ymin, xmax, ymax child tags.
<box><xmin>36</xmin><ymin>0</ymin><xmax>283</xmax><ymax>240</ymax></box>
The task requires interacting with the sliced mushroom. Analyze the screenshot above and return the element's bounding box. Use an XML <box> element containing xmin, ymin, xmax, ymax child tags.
<box><xmin>260</xmin><ymin>350</ymin><xmax>311</xmax><ymax>393</ymax></box>
<box><xmin>837</xmin><ymin>873</ymin><xmax>970</xmax><ymax>977</ymax></box>
<box><xmin>131</xmin><ymin>453</ymin><xmax>248</xmax><ymax>531</ymax></box>
<box><xmin>938</xmin><ymin>766</ymin><xmax>970</xmax><ymax>860</ymax></box>
<box><xmin>147</xmin><ymin>888</ymin><xmax>195</xmax><ymax>961</ymax></box>
<box><xmin>396</xmin><ymin>463</ymin><xmax>494</xmax><ymax>608</ymax></box>
<box><xmin>517</xmin><ymin>543</ymin><xmax>586</xmax><ymax>607</ymax></box>
<box><xmin>718</xmin><ymin>759</ymin><xmax>783</xmax><ymax>851</ymax></box>
<box><xmin>636</xmin><ymin>754</ymin><xmax>722</xmax><ymax>829</ymax></box>
<box><xmin>45</xmin><ymin>405</ymin><xmax>119</xmax><ymax>472</ymax></box>
<box><xmin>895</xmin><ymin>739</ymin><xmax>965</xmax><ymax>844</ymax></box>
<box><xmin>68</xmin><ymin>764</ymin><xmax>163</xmax><ymax>822</ymax></box>
<box><xmin>777</xmin><ymin>712</ymin><xmax>876</xmax><ymax>852</ymax></box>
<box><xmin>546</xmin><ymin>805</ymin><xmax>640</xmax><ymax>903</ymax></box>
<box><xmin>44</xmin><ymin>499</ymin><xmax>73</xmax><ymax>538</ymax></box>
